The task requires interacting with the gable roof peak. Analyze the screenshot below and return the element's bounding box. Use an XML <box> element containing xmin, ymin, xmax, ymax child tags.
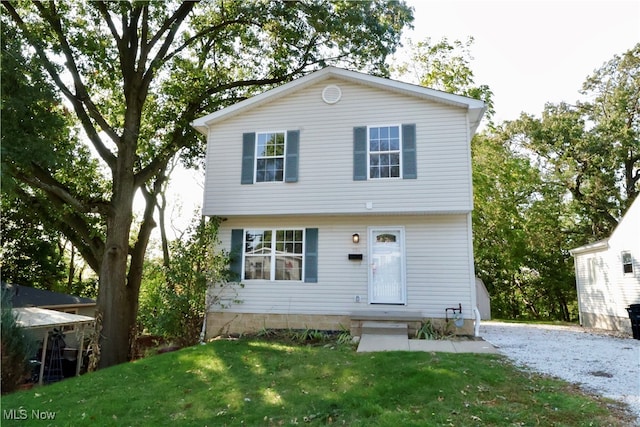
<box><xmin>192</xmin><ymin>66</ymin><xmax>486</xmax><ymax>135</ymax></box>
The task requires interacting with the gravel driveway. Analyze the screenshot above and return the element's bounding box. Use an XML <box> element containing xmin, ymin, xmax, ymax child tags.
<box><xmin>479</xmin><ymin>321</ymin><xmax>640</xmax><ymax>422</ymax></box>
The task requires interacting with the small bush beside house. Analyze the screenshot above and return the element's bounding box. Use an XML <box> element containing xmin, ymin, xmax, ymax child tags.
<box><xmin>137</xmin><ymin>217</ymin><xmax>238</xmax><ymax>347</ymax></box>
<box><xmin>1</xmin><ymin>289</ymin><xmax>35</xmax><ymax>394</ymax></box>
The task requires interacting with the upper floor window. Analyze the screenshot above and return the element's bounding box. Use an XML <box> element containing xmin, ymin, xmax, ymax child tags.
<box><xmin>256</xmin><ymin>132</ymin><xmax>285</xmax><ymax>182</ymax></box>
<box><xmin>353</xmin><ymin>124</ymin><xmax>416</xmax><ymax>181</ymax></box>
<box><xmin>241</xmin><ymin>131</ymin><xmax>299</xmax><ymax>184</ymax></box>
<box><xmin>369</xmin><ymin>126</ymin><xmax>401</xmax><ymax>179</ymax></box>
<box><xmin>622</xmin><ymin>251</ymin><xmax>633</xmax><ymax>274</ymax></box>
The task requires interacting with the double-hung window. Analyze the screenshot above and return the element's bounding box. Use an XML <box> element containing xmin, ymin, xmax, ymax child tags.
<box><xmin>369</xmin><ymin>125</ymin><xmax>401</xmax><ymax>179</ymax></box>
<box><xmin>241</xmin><ymin>130</ymin><xmax>299</xmax><ymax>184</ymax></box>
<box><xmin>244</xmin><ymin>229</ymin><xmax>304</xmax><ymax>281</ymax></box>
<box><xmin>353</xmin><ymin>124</ymin><xmax>416</xmax><ymax>181</ymax></box>
<box><xmin>256</xmin><ymin>132</ymin><xmax>285</xmax><ymax>182</ymax></box>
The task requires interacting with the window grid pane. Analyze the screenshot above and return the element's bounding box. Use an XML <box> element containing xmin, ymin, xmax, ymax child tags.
<box><xmin>369</xmin><ymin>126</ymin><xmax>400</xmax><ymax>179</ymax></box>
<box><xmin>245</xmin><ymin>256</ymin><xmax>271</xmax><ymax>280</ymax></box>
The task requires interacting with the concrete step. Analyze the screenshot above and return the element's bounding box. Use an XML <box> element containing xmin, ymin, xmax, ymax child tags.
<box><xmin>357</xmin><ymin>334</ymin><xmax>409</xmax><ymax>352</ymax></box>
<box><xmin>361</xmin><ymin>321</ymin><xmax>408</xmax><ymax>336</ymax></box>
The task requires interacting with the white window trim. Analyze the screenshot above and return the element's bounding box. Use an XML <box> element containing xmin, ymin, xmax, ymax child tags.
<box><xmin>254</xmin><ymin>131</ymin><xmax>287</xmax><ymax>183</ymax></box>
<box><xmin>243</xmin><ymin>228</ymin><xmax>305</xmax><ymax>282</ymax></box>
<box><xmin>367</xmin><ymin>124</ymin><xmax>402</xmax><ymax>180</ymax></box>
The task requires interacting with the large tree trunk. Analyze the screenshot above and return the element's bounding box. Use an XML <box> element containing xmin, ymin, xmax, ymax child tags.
<box><xmin>97</xmin><ymin>204</ymin><xmax>134</xmax><ymax>366</ymax></box>
<box><xmin>96</xmin><ymin>146</ymin><xmax>137</xmax><ymax>368</ymax></box>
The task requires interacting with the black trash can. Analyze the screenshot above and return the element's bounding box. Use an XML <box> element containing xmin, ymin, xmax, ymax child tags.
<box><xmin>626</xmin><ymin>304</ymin><xmax>640</xmax><ymax>340</ymax></box>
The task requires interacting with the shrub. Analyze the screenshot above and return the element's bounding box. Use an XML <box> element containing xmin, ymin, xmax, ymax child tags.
<box><xmin>1</xmin><ymin>289</ymin><xmax>35</xmax><ymax>394</ymax></box>
<box><xmin>414</xmin><ymin>319</ymin><xmax>453</xmax><ymax>340</ymax></box>
<box><xmin>138</xmin><ymin>217</ymin><xmax>241</xmax><ymax>347</ymax></box>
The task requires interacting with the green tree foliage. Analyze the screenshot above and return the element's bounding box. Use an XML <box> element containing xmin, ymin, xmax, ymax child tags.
<box><xmin>508</xmin><ymin>44</ymin><xmax>639</xmax><ymax>240</ymax></box>
<box><xmin>3</xmin><ymin>0</ymin><xmax>413</xmax><ymax>367</ymax></box>
<box><xmin>138</xmin><ymin>217</ymin><xmax>237</xmax><ymax>347</ymax></box>
<box><xmin>473</xmin><ymin>126</ymin><xmax>581</xmax><ymax>321</ymax></box>
<box><xmin>580</xmin><ymin>43</ymin><xmax>640</xmax><ymax>208</ymax></box>
<box><xmin>475</xmin><ymin>44</ymin><xmax>639</xmax><ymax>320</ymax></box>
<box><xmin>510</xmin><ymin>103</ymin><xmax>622</xmax><ymax>239</ymax></box>
<box><xmin>393</xmin><ymin>37</ymin><xmax>494</xmax><ymax>121</ymax></box>
<box><xmin>1</xmin><ymin>196</ymin><xmax>66</xmax><ymax>290</ymax></box>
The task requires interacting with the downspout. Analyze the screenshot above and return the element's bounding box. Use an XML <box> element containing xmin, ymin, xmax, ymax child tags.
<box><xmin>473</xmin><ymin>306</ymin><xmax>481</xmax><ymax>337</ymax></box>
<box><xmin>199</xmin><ymin>316</ymin><xmax>207</xmax><ymax>345</ymax></box>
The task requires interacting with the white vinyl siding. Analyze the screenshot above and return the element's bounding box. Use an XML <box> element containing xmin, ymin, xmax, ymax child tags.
<box><xmin>202</xmin><ymin>78</ymin><xmax>472</xmax><ymax>216</ymax></box>
<box><xmin>214</xmin><ymin>214</ymin><xmax>475</xmax><ymax>317</ymax></box>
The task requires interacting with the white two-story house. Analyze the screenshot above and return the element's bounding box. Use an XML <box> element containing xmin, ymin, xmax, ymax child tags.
<box><xmin>192</xmin><ymin>67</ymin><xmax>486</xmax><ymax>338</ymax></box>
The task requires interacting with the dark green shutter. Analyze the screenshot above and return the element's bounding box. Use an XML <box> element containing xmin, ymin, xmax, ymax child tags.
<box><xmin>230</xmin><ymin>229</ymin><xmax>244</xmax><ymax>280</ymax></box>
<box><xmin>402</xmin><ymin>124</ymin><xmax>417</xmax><ymax>179</ymax></box>
<box><xmin>241</xmin><ymin>133</ymin><xmax>255</xmax><ymax>184</ymax></box>
<box><xmin>285</xmin><ymin>130</ymin><xmax>299</xmax><ymax>182</ymax></box>
<box><xmin>353</xmin><ymin>126</ymin><xmax>367</xmax><ymax>181</ymax></box>
<box><xmin>304</xmin><ymin>228</ymin><xmax>318</xmax><ymax>283</ymax></box>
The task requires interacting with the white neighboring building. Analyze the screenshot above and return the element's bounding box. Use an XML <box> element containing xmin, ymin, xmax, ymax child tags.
<box><xmin>570</xmin><ymin>197</ymin><xmax>640</xmax><ymax>333</ymax></box>
<box><xmin>192</xmin><ymin>67</ymin><xmax>487</xmax><ymax>337</ymax></box>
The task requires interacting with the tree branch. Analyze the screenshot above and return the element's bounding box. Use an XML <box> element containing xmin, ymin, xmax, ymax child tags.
<box><xmin>127</xmin><ymin>175</ymin><xmax>163</xmax><ymax>294</ymax></box>
<box><xmin>12</xmin><ymin>183</ymin><xmax>104</xmax><ymax>273</ymax></box>
<box><xmin>3</xmin><ymin>1</ymin><xmax>119</xmax><ymax>169</ymax></box>
<box><xmin>161</xmin><ymin>17</ymin><xmax>259</xmax><ymax>67</ymax></box>
<box><xmin>139</xmin><ymin>1</ymin><xmax>196</xmax><ymax>94</ymax></box>
<box><xmin>35</xmin><ymin>2</ymin><xmax>121</xmax><ymax>145</ymax></box>
<box><xmin>94</xmin><ymin>1</ymin><xmax>121</xmax><ymax>45</ymax></box>
<box><xmin>12</xmin><ymin>162</ymin><xmax>110</xmax><ymax>215</ymax></box>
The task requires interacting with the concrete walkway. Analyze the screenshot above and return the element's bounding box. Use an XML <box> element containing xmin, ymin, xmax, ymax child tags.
<box><xmin>356</xmin><ymin>333</ymin><xmax>499</xmax><ymax>354</ymax></box>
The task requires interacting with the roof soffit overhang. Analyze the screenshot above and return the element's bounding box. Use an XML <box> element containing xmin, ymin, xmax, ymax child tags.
<box><xmin>569</xmin><ymin>239</ymin><xmax>610</xmax><ymax>256</ymax></box>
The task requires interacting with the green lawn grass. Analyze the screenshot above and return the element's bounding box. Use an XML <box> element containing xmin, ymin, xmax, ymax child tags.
<box><xmin>1</xmin><ymin>338</ymin><xmax>634</xmax><ymax>426</ymax></box>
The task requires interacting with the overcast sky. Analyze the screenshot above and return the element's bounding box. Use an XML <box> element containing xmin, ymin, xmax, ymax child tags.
<box><xmin>401</xmin><ymin>0</ymin><xmax>640</xmax><ymax>123</ymax></box>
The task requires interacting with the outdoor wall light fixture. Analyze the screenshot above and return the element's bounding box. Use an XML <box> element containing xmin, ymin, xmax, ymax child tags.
<box><xmin>352</xmin><ymin>233</ymin><xmax>360</xmax><ymax>244</ymax></box>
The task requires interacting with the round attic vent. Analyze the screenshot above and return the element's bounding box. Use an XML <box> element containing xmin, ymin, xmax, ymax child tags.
<box><xmin>322</xmin><ymin>84</ymin><xmax>342</xmax><ymax>104</ymax></box>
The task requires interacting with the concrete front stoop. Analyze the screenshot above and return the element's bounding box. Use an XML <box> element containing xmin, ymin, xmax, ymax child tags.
<box><xmin>361</xmin><ymin>321</ymin><xmax>408</xmax><ymax>335</ymax></box>
<box><xmin>357</xmin><ymin>321</ymin><xmax>411</xmax><ymax>352</ymax></box>
<box><xmin>356</xmin><ymin>321</ymin><xmax>499</xmax><ymax>354</ymax></box>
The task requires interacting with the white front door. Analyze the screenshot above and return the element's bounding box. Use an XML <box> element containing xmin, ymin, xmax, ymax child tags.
<box><xmin>369</xmin><ymin>227</ymin><xmax>406</xmax><ymax>304</ymax></box>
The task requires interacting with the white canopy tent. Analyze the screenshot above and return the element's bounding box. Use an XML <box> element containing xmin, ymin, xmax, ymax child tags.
<box><xmin>13</xmin><ymin>307</ymin><xmax>95</xmax><ymax>385</ymax></box>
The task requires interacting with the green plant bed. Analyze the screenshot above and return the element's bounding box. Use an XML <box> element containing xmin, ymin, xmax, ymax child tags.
<box><xmin>2</xmin><ymin>338</ymin><xmax>634</xmax><ymax>426</ymax></box>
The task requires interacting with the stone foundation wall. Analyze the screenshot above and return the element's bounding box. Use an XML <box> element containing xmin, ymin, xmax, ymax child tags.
<box><xmin>205</xmin><ymin>312</ymin><xmax>477</xmax><ymax>339</ymax></box>
<box><xmin>581</xmin><ymin>312</ymin><xmax>632</xmax><ymax>334</ymax></box>
<box><xmin>205</xmin><ymin>312</ymin><xmax>351</xmax><ymax>338</ymax></box>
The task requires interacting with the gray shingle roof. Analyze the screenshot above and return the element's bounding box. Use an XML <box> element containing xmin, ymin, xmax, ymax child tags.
<box><xmin>2</xmin><ymin>283</ymin><xmax>95</xmax><ymax>308</ymax></box>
